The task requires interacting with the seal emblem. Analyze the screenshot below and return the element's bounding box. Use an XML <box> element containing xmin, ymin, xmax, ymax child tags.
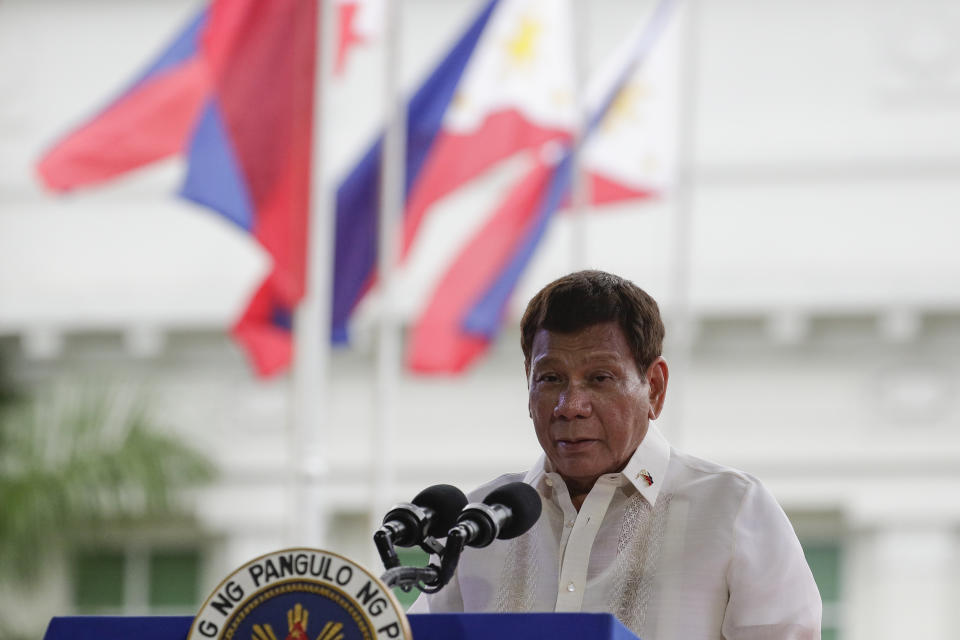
<box><xmin>188</xmin><ymin>548</ymin><xmax>411</xmax><ymax>640</ymax></box>
<box><xmin>251</xmin><ymin>604</ymin><xmax>342</xmax><ymax>640</ymax></box>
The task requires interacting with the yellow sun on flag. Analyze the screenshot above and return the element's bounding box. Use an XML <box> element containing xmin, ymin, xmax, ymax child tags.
<box><xmin>602</xmin><ymin>81</ymin><xmax>649</xmax><ymax>131</ymax></box>
<box><xmin>449</xmin><ymin>90</ymin><xmax>470</xmax><ymax>115</ymax></box>
<box><xmin>505</xmin><ymin>16</ymin><xmax>542</xmax><ymax>66</ymax></box>
<box><xmin>551</xmin><ymin>88</ymin><xmax>573</xmax><ymax>108</ymax></box>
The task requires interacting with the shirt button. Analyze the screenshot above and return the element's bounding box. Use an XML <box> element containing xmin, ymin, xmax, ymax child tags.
<box><xmin>545</xmin><ymin>478</ymin><xmax>554</xmax><ymax>487</ymax></box>
<box><xmin>567</xmin><ymin>582</ymin><xmax>576</xmax><ymax>592</ymax></box>
<box><xmin>565</xmin><ymin>520</ymin><xmax>574</xmax><ymax>528</ymax></box>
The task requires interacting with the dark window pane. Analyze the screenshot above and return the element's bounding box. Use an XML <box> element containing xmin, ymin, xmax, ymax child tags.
<box><xmin>73</xmin><ymin>551</ymin><xmax>125</xmax><ymax>612</ymax></box>
<box><xmin>149</xmin><ymin>549</ymin><xmax>200</xmax><ymax>608</ymax></box>
<box><xmin>802</xmin><ymin>543</ymin><xmax>840</xmax><ymax>602</ymax></box>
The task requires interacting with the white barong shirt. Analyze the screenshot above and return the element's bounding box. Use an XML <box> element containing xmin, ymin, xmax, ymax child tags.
<box><xmin>409</xmin><ymin>425</ymin><xmax>821</xmax><ymax>640</ymax></box>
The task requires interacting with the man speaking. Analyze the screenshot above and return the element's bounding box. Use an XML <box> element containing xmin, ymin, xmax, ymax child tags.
<box><xmin>409</xmin><ymin>270</ymin><xmax>822</xmax><ymax>639</ymax></box>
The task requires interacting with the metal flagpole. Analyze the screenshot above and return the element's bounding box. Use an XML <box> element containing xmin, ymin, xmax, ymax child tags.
<box><xmin>657</xmin><ymin>7</ymin><xmax>696</xmax><ymax>632</ymax></box>
<box><xmin>665</xmin><ymin>0</ymin><xmax>700</xmax><ymax>451</ymax></box>
<box><xmin>289</xmin><ymin>0</ymin><xmax>337</xmax><ymax>547</ymax></box>
<box><xmin>370</xmin><ymin>0</ymin><xmax>405</xmax><ymax>568</ymax></box>
<box><xmin>568</xmin><ymin>0</ymin><xmax>591</xmax><ymax>271</ymax></box>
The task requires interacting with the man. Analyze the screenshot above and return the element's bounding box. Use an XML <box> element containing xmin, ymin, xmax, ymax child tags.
<box><xmin>410</xmin><ymin>270</ymin><xmax>821</xmax><ymax>639</ymax></box>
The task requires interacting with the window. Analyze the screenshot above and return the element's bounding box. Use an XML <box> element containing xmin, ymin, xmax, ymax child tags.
<box><xmin>73</xmin><ymin>551</ymin><xmax>125</xmax><ymax>612</ymax></box>
<box><xmin>149</xmin><ymin>550</ymin><xmax>201</xmax><ymax>608</ymax></box>
<box><xmin>789</xmin><ymin>510</ymin><xmax>845</xmax><ymax>639</ymax></box>
<box><xmin>802</xmin><ymin>542</ymin><xmax>842</xmax><ymax>640</ymax></box>
<box><xmin>73</xmin><ymin>547</ymin><xmax>203</xmax><ymax>614</ymax></box>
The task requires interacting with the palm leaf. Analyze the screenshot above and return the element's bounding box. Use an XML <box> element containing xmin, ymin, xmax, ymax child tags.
<box><xmin>0</xmin><ymin>388</ymin><xmax>216</xmax><ymax>580</ymax></box>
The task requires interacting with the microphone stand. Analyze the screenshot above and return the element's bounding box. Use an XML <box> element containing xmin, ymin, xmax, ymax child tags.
<box><xmin>373</xmin><ymin>528</ymin><xmax>401</xmax><ymax>569</ymax></box>
<box><xmin>380</xmin><ymin>564</ymin><xmax>440</xmax><ymax>591</ymax></box>
<box><xmin>377</xmin><ymin>529</ymin><xmax>467</xmax><ymax>594</ymax></box>
<box><xmin>427</xmin><ymin>527</ymin><xmax>465</xmax><ymax>591</ymax></box>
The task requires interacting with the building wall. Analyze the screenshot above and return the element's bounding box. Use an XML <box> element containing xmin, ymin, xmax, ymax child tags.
<box><xmin>2</xmin><ymin>0</ymin><xmax>960</xmax><ymax>638</ymax></box>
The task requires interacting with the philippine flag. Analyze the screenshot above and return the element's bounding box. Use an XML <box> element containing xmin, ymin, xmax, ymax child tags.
<box><xmin>580</xmin><ymin>13</ymin><xmax>679</xmax><ymax>206</ymax></box>
<box><xmin>332</xmin><ymin>0</ymin><xmax>577</xmax><ymax>342</ymax></box>
<box><xmin>406</xmin><ymin>0</ymin><xmax>680</xmax><ymax>373</ymax></box>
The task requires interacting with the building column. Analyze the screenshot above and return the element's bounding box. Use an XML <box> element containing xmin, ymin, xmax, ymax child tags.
<box><xmin>846</xmin><ymin>524</ymin><xmax>958</xmax><ymax>640</ymax></box>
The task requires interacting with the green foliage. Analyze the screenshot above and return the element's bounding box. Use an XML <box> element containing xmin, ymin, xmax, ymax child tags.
<box><xmin>0</xmin><ymin>387</ymin><xmax>216</xmax><ymax>581</ymax></box>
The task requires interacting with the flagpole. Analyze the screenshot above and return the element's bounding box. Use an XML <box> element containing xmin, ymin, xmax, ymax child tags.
<box><xmin>371</xmin><ymin>0</ymin><xmax>405</xmax><ymax>568</ymax></box>
<box><xmin>289</xmin><ymin>0</ymin><xmax>336</xmax><ymax>547</ymax></box>
<box><xmin>665</xmin><ymin>0</ymin><xmax>699</xmax><ymax>451</ymax></box>
<box><xmin>569</xmin><ymin>0</ymin><xmax>590</xmax><ymax>271</ymax></box>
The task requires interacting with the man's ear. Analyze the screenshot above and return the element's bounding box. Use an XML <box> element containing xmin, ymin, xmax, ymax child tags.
<box><xmin>645</xmin><ymin>357</ymin><xmax>669</xmax><ymax>419</ymax></box>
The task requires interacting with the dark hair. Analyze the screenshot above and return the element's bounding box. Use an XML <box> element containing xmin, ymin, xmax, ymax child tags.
<box><xmin>520</xmin><ymin>270</ymin><xmax>665</xmax><ymax>374</ymax></box>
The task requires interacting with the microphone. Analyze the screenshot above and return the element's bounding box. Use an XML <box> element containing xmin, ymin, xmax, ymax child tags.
<box><xmin>451</xmin><ymin>482</ymin><xmax>542</xmax><ymax>548</ymax></box>
<box><xmin>377</xmin><ymin>484</ymin><xmax>468</xmax><ymax>547</ymax></box>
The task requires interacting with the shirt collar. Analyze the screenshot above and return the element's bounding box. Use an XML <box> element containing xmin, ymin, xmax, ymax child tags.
<box><xmin>522</xmin><ymin>423</ymin><xmax>671</xmax><ymax>506</ymax></box>
<box><xmin>621</xmin><ymin>423</ymin><xmax>671</xmax><ymax>506</ymax></box>
<box><xmin>523</xmin><ymin>456</ymin><xmax>549</xmax><ymax>487</ymax></box>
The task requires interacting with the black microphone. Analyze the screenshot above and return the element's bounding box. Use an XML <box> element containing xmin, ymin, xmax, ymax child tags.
<box><xmin>377</xmin><ymin>484</ymin><xmax>468</xmax><ymax>547</ymax></box>
<box><xmin>451</xmin><ymin>481</ymin><xmax>542</xmax><ymax>548</ymax></box>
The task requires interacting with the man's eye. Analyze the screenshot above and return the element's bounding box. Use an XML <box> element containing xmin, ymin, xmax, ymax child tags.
<box><xmin>592</xmin><ymin>374</ymin><xmax>613</xmax><ymax>383</ymax></box>
<box><xmin>538</xmin><ymin>374</ymin><xmax>560</xmax><ymax>383</ymax></box>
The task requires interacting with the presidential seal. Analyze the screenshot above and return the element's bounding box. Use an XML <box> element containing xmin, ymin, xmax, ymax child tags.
<box><xmin>188</xmin><ymin>548</ymin><xmax>411</xmax><ymax>640</ymax></box>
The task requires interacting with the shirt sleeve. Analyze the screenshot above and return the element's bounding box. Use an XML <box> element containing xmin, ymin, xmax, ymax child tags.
<box><xmin>721</xmin><ymin>479</ymin><xmax>822</xmax><ymax>640</ymax></box>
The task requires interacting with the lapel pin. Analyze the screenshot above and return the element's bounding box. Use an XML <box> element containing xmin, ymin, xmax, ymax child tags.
<box><xmin>637</xmin><ymin>469</ymin><xmax>654</xmax><ymax>486</ymax></box>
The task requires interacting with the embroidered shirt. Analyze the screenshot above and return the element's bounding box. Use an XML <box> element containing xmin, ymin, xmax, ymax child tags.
<box><xmin>409</xmin><ymin>425</ymin><xmax>822</xmax><ymax>640</ymax></box>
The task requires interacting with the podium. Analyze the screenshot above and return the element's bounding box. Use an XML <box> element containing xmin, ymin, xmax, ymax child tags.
<box><xmin>44</xmin><ymin>612</ymin><xmax>640</xmax><ymax>640</ymax></box>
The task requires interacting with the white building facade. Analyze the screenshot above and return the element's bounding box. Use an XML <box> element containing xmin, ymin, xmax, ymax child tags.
<box><xmin>2</xmin><ymin>0</ymin><xmax>959</xmax><ymax>638</ymax></box>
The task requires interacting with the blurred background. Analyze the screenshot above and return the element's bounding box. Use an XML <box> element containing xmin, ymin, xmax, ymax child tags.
<box><xmin>2</xmin><ymin>0</ymin><xmax>960</xmax><ymax>638</ymax></box>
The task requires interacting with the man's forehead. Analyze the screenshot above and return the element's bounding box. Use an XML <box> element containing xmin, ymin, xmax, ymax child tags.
<box><xmin>530</xmin><ymin>323</ymin><xmax>633</xmax><ymax>361</ymax></box>
<box><xmin>530</xmin><ymin>350</ymin><xmax>627</xmax><ymax>369</ymax></box>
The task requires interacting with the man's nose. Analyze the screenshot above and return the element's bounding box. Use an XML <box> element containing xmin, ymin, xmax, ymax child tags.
<box><xmin>553</xmin><ymin>383</ymin><xmax>592</xmax><ymax>419</ymax></box>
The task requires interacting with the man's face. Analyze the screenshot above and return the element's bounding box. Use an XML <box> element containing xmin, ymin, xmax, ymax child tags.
<box><xmin>526</xmin><ymin>322</ymin><xmax>667</xmax><ymax>496</ymax></box>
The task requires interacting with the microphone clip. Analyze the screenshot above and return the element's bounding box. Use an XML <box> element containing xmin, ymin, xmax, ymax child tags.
<box><xmin>377</xmin><ymin>531</ymin><xmax>449</xmax><ymax>593</ymax></box>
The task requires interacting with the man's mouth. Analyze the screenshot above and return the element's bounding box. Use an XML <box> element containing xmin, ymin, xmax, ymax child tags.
<box><xmin>557</xmin><ymin>438</ymin><xmax>598</xmax><ymax>452</ymax></box>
